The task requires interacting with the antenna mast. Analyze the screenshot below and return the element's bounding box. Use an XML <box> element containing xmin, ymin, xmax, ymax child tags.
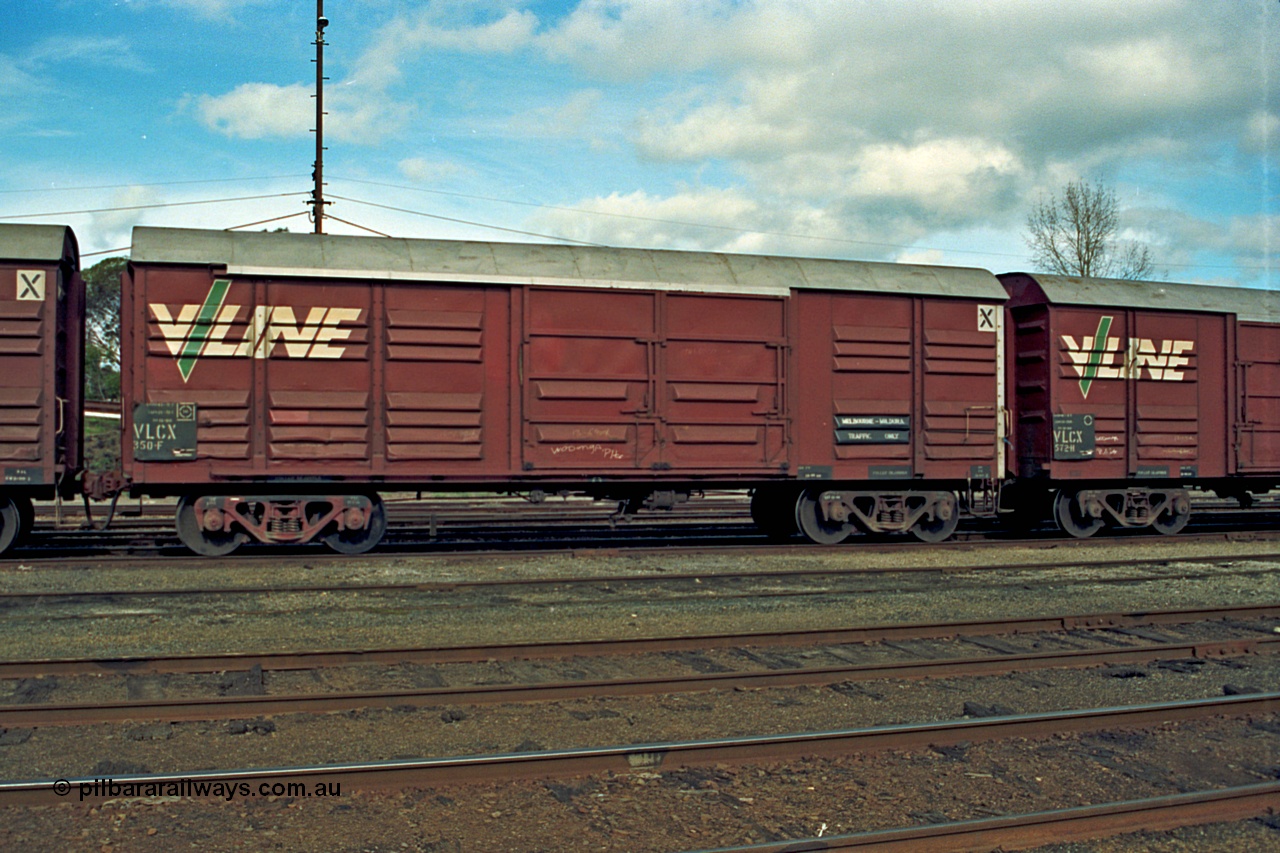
<box><xmin>311</xmin><ymin>1</ymin><xmax>329</xmax><ymax>233</ymax></box>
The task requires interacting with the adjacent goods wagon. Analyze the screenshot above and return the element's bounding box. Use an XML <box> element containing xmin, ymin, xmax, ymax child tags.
<box><xmin>779</xmin><ymin>269</ymin><xmax>1007</xmax><ymax>543</ymax></box>
<box><xmin>123</xmin><ymin>227</ymin><xmax>1008</xmax><ymax>553</ymax></box>
<box><xmin>0</xmin><ymin>225</ymin><xmax>84</xmax><ymax>552</ymax></box>
<box><xmin>1000</xmin><ymin>272</ymin><xmax>1280</xmax><ymax>535</ymax></box>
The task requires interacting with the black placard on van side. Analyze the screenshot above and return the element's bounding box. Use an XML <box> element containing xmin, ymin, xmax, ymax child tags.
<box><xmin>1052</xmin><ymin>413</ymin><xmax>1095</xmax><ymax>460</ymax></box>
<box><xmin>133</xmin><ymin>402</ymin><xmax>198</xmax><ymax>461</ymax></box>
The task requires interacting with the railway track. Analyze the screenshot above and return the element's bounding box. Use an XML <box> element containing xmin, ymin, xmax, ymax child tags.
<box><xmin>3</xmin><ymin>546</ymin><xmax>1279</xmax><ymax>600</ymax></box>
<box><xmin>3</xmin><ymin>602</ymin><xmax>1277</xmax><ymax>679</ymax></box>
<box><xmin>5</xmin><ymin>491</ymin><xmax>1279</xmax><ymax>561</ymax></box>
<box><xmin>3</xmin><ymin>693</ymin><xmax>1275</xmax><ymax>809</ymax></box>
<box><xmin>4</xmin><ymin>508</ymin><xmax>1277</xmax><ymax>850</ymax></box>
<box><xmin>694</xmin><ymin>783</ymin><xmax>1280</xmax><ymax>852</ymax></box>
<box><xmin>4</xmin><ymin>587</ymin><xmax>1277</xmax><ymax>849</ymax></box>
<box><xmin>4</xmin><ymin>622</ymin><xmax>1276</xmax><ymax>728</ymax></box>
<box><xmin>3</xmin><ymin>603</ymin><xmax>1275</xmax><ymax>724</ymax></box>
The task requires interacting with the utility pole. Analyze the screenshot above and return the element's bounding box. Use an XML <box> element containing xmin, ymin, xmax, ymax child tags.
<box><xmin>311</xmin><ymin>1</ymin><xmax>329</xmax><ymax>233</ymax></box>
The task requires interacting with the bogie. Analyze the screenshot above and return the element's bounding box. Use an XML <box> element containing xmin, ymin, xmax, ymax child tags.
<box><xmin>1053</xmin><ymin>488</ymin><xmax>1191</xmax><ymax>538</ymax></box>
<box><xmin>785</xmin><ymin>488</ymin><xmax>962</xmax><ymax>544</ymax></box>
<box><xmin>174</xmin><ymin>494</ymin><xmax>387</xmax><ymax>556</ymax></box>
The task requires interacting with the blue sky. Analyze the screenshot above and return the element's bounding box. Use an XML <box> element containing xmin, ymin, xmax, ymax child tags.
<box><xmin>1</xmin><ymin>0</ymin><xmax>1276</xmax><ymax>289</ymax></box>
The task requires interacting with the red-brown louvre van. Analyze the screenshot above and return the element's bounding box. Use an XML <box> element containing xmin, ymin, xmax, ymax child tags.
<box><xmin>1001</xmin><ymin>272</ymin><xmax>1280</xmax><ymax>536</ymax></box>
<box><xmin>785</xmin><ymin>265</ymin><xmax>1008</xmax><ymax>543</ymax></box>
<box><xmin>0</xmin><ymin>224</ymin><xmax>85</xmax><ymax>553</ymax></box>
<box><xmin>123</xmin><ymin>227</ymin><xmax>1008</xmax><ymax>554</ymax></box>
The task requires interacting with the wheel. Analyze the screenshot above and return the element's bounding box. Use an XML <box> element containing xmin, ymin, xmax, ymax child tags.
<box><xmin>1053</xmin><ymin>490</ymin><xmax>1104</xmax><ymax>538</ymax></box>
<box><xmin>1151</xmin><ymin>496</ymin><xmax>1190</xmax><ymax>535</ymax></box>
<box><xmin>176</xmin><ymin>495</ymin><xmax>247</xmax><ymax>556</ymax></box>
<box><xmin>322</xmin><ymin>495</ymin><xmax>387</xmax><ymax>555</ymax></box>
<box><xmin>911</xmin><ymin>496</ymin><xmax>959</xmax><ymax>543</ymax></box>
<box><xmin>750</xmin><ymin>488</ymin><xmax>798</xmax><ymax>540</ymax></box>
<box><xmin>0</xmin><ymin>498</ymin><xmax>21</xmax><ymax>555</ymax></box>
<box><xmin>795</xmin><ymin>489</ymin><xmax>853</xmax><ymax>545</ymax></box>
<box><xmin>14</xmin><ymin>496</ymin><xmax>33</xmax><ymax>542</ymax></box>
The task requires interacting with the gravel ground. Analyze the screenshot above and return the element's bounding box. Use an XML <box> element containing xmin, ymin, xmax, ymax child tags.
<box><xmin>3</xmin><ymin>654</ymin><xmax>1278</xmax><ymax>780</ymax></box>
<box><xmin>1</xmin><ymin>717</ymin><xmax>1276</xmax><ymax>852</ymax></box>
<box><xmin>1</xmin><ymin>537</ymin><xmax>1278</xmax><ymax>850</ymax></box>
<box><xmin>4</xmin><ymin>535</ymin><xmax>1278</xmax><ymax>594</ymax></box>
<box><xmin>0</xmin><ymin>541</ymin><xmax>1277</xmax><ymax>661</ymax></box>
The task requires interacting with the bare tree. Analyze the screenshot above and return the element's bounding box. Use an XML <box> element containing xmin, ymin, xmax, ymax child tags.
<box><xmin>1025</xmin><ymin>179</ymin><xmax>1154</xmax><ymax>279</ymax></box>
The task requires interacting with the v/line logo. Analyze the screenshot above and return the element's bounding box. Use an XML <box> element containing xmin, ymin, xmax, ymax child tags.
<box><xmin>149</xmin><ymin>279</ymin><xmax>363</xmax><ymax>382</ymax></box>
<box><xmin>1061</xmin><ymin>315</ymin><xmax>1195</xmax><ymax>399</ymax></box>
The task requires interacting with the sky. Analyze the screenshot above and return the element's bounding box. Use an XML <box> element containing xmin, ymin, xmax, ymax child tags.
<box><xmin>1</xmin><ymin>0</ymin><xmax>1276</xmax><ymax>289</ymax></box>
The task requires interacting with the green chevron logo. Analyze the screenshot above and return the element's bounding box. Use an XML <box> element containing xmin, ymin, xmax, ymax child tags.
<box><xmin>174</xmin><ymin>278</ymin><xmax>232</xmax><ymax>381</ymax></box>
<box><xmin>1076</xmin><ymin>314</ymin><xmax>1113</xmax><ymax>399</ymax></box>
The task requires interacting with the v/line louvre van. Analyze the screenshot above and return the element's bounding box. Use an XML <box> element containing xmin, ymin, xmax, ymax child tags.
<box><xmin>1001</xmin><ymin>272</ymin><xmax>1280</xmax><ymax>536</ymax></box>
<box><xmin>122</xmin><ymin>227</ymin><xmax>1007</xmax><ymax>554</ymax></box>
<box><xmin>0</xmin><ymin>225</ymin><xmax>84</xmax><ymax>553</ymax></box>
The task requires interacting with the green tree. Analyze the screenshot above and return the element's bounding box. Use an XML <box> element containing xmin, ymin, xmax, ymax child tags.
<box><xmin>1025</xmin><ymin>179</ymin><xmax>1155</xmax><ymax>279</ymax></box>
<box><xmin>82</xmin><ymin>256</ymin><xmax>125</xmax><ymax>401</ymax></box>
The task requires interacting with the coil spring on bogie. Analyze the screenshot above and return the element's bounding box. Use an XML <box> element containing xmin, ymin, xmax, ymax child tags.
<box><xmin>270</xmin><ymin>518</ymin><xmax>302</xmax><ymax>534</ymax></box>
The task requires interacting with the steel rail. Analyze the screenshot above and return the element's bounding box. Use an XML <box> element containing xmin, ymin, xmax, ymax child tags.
<box><xmin>2</xmin><ymin>693</ymin><xmax>1276</xmax><ymax>805</ymax></box>
<box><xmin>5</xmin><ymin>516</ymin><xmax>1280</xmax><ymax>566</ymax></box>
<box><xmin>2</xmin><ymin>602</ymin><xmax>1276</xmax><ymax>679</ymax></box>
<box><xmin>3</xmin><ymin>635</ymin><xmax>1276</xmax><ymax>728</ymax></box>
<box><xmin>685</xmin><ymin>782</ymin><xmax>1280</xmax><ymax>852</ymax></box>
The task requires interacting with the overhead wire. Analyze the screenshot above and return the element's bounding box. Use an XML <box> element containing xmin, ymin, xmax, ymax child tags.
<box><xmin>322</xmin><ymin>213</ymin><xmax>391</xmax><ymax>238</ymax></box>
<box><xmin>0</xmin><ymin>176</ymin><xmax>309</xmax><ymax>195</ymax></box>
<box><xmin>226</xmin><ymin>210</ymin><xmax>311</xmax><ymax>231</ymax></box>
<box><xmin>1</xmin><ymin>178</ymin><xmax>1270</xmax><ymax>278</ymax></box>
<box><xmin>0</xmin><ymin>192</ymin><xmax>311</xmax><ymax>222</ymax></box>
<box><xmin>83</xmin><ymin>246</ymin><xmax>130</xmax><ymax>259</ymax></box>
<box><xmin>325</xmin><ymin>194</ymin><xmax>606</xmax><ymax>246</ymax></box>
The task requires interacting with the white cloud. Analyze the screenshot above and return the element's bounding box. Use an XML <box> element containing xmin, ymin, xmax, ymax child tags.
<box><xmin>636</xmin><ymin>98</ymin><xmax>812</xmax><ymax>162</ymax></box>
<box><xmin>526</xmin><ymin>186</ymin><xmax>920</xmax><ymax>259</ymax></box>
<box><xmin>24</xmin><ymin>37</ymin><xmax>150</xmax><ymax>73</ymax></box>
<box><xmin>123</xmin><ymin>0</ymin><xmax>274</xmax><ymax>21</ymax></box>
<box><xmin>530</xmin><ymin>187</ymin><xmax>765</xmax><ymax>250</ymax></box>
<box><xmin>538</xmin><ymin>0</ymin><xmax>821</xmax><ymax>79</ymax></box>
<box><xmin>105</xmin><ymin>0</ymin><xmax>1275</xmax><ymax>284</ymax></box>
<box><xmin>186</xmin><ymin>7</ymin><xmax>539</xmax><ymax>146</ymax></box>
<box><xmin>1243</xmin><ymin>111</ymin><xmax>1279</xmax><ymax>156</ymax></box>
<box><xmin>187</xmin><ymin>81</ymin><xmax>410</xmax><ymax>144</ymax></box>
<box><xmin>399</xmin><ymin>158</ymin><xmax>471</xmax><ymax>183</ymax></box>
<box><xmin>503</xmin><ymin>89</ymin><xmax>610</xmax><ymax>142</ymax></box>
<box><xmin>89</xmin><ymin>185</ymin><xmax>164</xmax><ymax>250</ymax></box>
<box><xmin>1223</xmin><ymin>214</ymin><xmax>1280</xmax><ymax>263</ymax></box>
<box><xmin>187</xmin><ymin>82</ymin><xmax>313</xmax><ymax>140</ymax></box>
<box><xmin>895</xmin><ymin>248</ymin><xmax>947</xmax><ymax>266</ymax></box>
<box><xmin>514</xmin><ymin>0</ymin><xmax>1274</xmax><ymax>276</ymax></box>
<box><xmin>535</xmin><ymin>1</ymin><xmax>1269</xmax><ymax>164</ymax></box>
<box><xmin>0</xmin><ymin>54</ymin><xmax>45</xmax><ymax>99</ymax></box>
<box><xmin>846</xmin><ymin>138</ymin><xmax>1024</xmax><ymax>214</ymax></box>
<box><xmin>350</xmin><ymin>9</ymin><xmax>539</xmax><ymax>90</ymax></box>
